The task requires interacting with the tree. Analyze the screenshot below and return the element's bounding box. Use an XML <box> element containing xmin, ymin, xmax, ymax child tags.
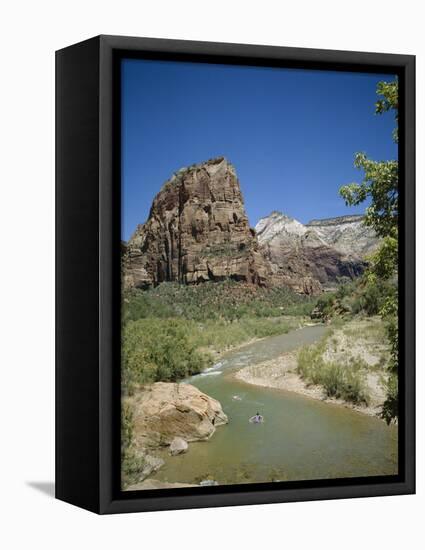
<box><xmin>339</xmin><ymin>79</ymin><xmax>399</xmax><ymax>423</ymax></box>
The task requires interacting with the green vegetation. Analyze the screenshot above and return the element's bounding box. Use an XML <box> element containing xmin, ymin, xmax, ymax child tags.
<box><xmin>123</xmin><ymin>280</ymin><xmax>314</xmax><ymax>323</ymax></box>
<box><xmin>339</xmin><ymin>78</ymin><xmax>399</xmax><ymax>423</ymax></box>
<box><xmin>297</xmin><ymin>335</ymin><xmax>369</xmax><ymax>405</ymax></box>
<box><xmin>313</xmin><ymin>79</ymin><xmax>399</xmax><ymax>421</ymax></box>
<box><xmin>202</xmin><ymin>242</ymin><xmax>246</xmax><ymax>259</ymax></box>
<box><xmin>314</xmin><ymin>276</ymin><xmax>395</xmax><ymax>319</ymax></box>
<box><xmin>122</xmin><ymin>318</ymin><xmax>210</xmax><ymax>394</ymax></box>
<box><xmin>121</xmin><ymin>402</ymin><xmax>146</xmax><ymax>488</ymax></box>
<box><xmin>122</xmin><ymin>281</ymin><xmax>312</xmax><ymax>395</ymax></box>
<box><xmin>121</xmin><ymin>83</ymin><xmax>400</xmax><ymax>423</ymax></box>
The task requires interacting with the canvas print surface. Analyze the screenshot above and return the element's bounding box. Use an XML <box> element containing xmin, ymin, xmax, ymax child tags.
<box><xmin>120</xmin><ymin>59</ymin><xmax>399</xmax><ymax>491</ymax></box>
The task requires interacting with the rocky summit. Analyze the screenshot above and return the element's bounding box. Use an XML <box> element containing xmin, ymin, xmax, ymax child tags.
<box><xmin>256</xmin><ymin>211</ymin><xmax>379</xmax><ymax>293</ymax></box>
<box><xmin>123</xmin><ymin>158</ymin><xmax>380</xmax><ymax>295</ymax></box>
<box><xmin>124</xmin><ymin>157</ymin><xmax>270</xmax><ymax>289</ymax></box>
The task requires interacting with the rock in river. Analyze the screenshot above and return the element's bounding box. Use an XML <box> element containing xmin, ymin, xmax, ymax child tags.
<box><xmin>169</xmin><ymin>437</ymin><xmax>189</xmax><ymax>456</ymax></box>
<box><xmin>127</xmin><ymin>382</ymin><xmax>228</xmax><ymax>449</ymax></box>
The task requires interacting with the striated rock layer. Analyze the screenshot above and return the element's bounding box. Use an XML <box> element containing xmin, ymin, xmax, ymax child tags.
<box><xmin>256</xmin><ymin>211</ymin><xmax>379</xmax><ymax>293</ymax></box>
<box><xmin>306</xmin><ymin>215</ymin><xmax>379</xmax><ymax>258</ymax></box>
<box><xmin>124</xmin><ymin>157</ymin><xmax>270</xmax><ymax>289</ymax></box>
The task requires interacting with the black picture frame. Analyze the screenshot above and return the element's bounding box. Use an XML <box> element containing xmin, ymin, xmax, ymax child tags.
<box><xmin>56</xmin><ymin>35</ymin><xmax>415</xmax><ymax>514</ymax></box>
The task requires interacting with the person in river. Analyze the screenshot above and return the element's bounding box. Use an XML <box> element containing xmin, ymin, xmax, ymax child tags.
<box><xmin>250</xmin><ymin>412</ymin><xmax>263</xmax><ymax>423</ymax></box>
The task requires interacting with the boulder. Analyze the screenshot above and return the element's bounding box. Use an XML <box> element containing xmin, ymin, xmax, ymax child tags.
<box><xmin>169</xmin><ymin>437</ymin><xmax>189</xmax><ymax>456</ymax></box>
<box><xmin>128</xmin><ymin>382</ymin><xmax>228</xmax><ymax>449</ymax></box>
<box><xmin>199</xmin><ymin>479</ymin><xmax>219</xmax><ymax>486</ymax></box>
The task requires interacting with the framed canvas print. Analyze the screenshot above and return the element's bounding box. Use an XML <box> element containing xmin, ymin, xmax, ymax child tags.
<box><xmin>56</xmin><ymin>35</ymin><xmax>415</xmax><ymax>514</ymax></box>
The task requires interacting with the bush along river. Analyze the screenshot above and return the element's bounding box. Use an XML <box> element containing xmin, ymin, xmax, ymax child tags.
<box><xmin>154</xmin><ymin>325</ymin><xmax>398</xmax><ymax>486</ymax></box>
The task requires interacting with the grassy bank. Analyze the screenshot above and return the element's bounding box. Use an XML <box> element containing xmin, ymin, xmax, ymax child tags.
<box><xmin>235</xmin><ymin>316</ymin><xmax>390</xmax><ymax>417</ymax></box>
<box><xmin>122</xmin><ymin>281</ymin><xmax>312</xmax><ymax>394</ymax></box>
<box><xmin>296</xmin><ymin>317</ymin><xmax>389</xmax><ymax>407</ymax></box>
<box><xmin>123</xmin><ymin>280</ymin><xmax>315</xmax><ymax>323</ymax></box>
<box><xmin>297</xmin><ymin>342</ymin><xmax>370</xmax><ymax>405</ymax></box>
<box><xmin>310</xmin><ymin>273</ymin><xmax>397</xmax><ymax>421</ymax></box>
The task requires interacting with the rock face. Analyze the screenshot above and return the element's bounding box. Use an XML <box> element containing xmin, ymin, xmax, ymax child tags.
<box><xmin>256</xmin><ymin>211</ymin><xmax>379</xmax><ymax>293</ymax></box>
<box><xmin>306</xmin><ymin>215</ymin><xmax>379</xmax><ymax>258</ymax></box>
<box><xmin>123</xmin><ymin>157</ymin><xmax>380</xmax><ymax>295</ymax></box>
<box><xmin>125</xmin><ymin>157</ymin><xmax>270</xmax><ymax>289</ymax></box>
<box><xmin>128</xmin><ymin>382</ymin><xmax>228</xmax><ymax>449</ymax></box>
<box><xmin>137</xmin><ymin>454</ymin><xmax>165</xmax><ymax>479</ymax></box>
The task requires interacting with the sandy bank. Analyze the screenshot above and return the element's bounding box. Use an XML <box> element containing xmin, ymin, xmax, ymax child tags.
<box><xmin>235</xmin><ymin>354</ymin><xmax>381</xmax><ymax>417</ymax></box>
<box><xmin>234</xmin><ymin>318</ymin><xmax>389</xmax><ymax>419</ymax></box>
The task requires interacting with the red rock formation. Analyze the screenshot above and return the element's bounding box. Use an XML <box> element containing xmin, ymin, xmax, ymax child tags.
<box><xmin>124</xmin><ymin>157</ymin><xmax>270</xmax><ymax>289</ymax></box>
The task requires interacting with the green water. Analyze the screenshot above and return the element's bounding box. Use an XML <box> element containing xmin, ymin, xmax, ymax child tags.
<box><xmin>155</xmin><ymin>325</ymin><xmax>398</xmax><ymax>485</ymax></box>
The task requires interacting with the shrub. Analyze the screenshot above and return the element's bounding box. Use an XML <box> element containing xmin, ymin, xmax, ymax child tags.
<box><xmin>342</xmin><ymin>366</ymin><xmax>369</xmax><ymax>404</ymax></box>
<box><xmin>313</xmin><ymin>277</ymin><xmax>395</xmax><ymax>320</ymax></box>
<box><xmin>315</xmin><ymin>293</ymin><xmax>336</xmax><ymax>318</ymax></box>
<box><xmin>297</xmin><ymin>342</ymin><xmax>369</xmax><ymax>405</ymax></box>
<box><xmin>122</xmin><ymin>280</ymin><xmax>314</xmax><ymax>323</ymax></box>
<box><xmin>121</xmin><ymin>401</ymin><xmax>134</xmax><ymax>450</ymax></box>
<box><xmin>381</xmin><ymin>372</ymin><xmax>398</xmax><ymax>423</ymax></box>
<box><xmin>121</xmin><ymin>402</ymin><xmax>147</xmax><ymax>488</ymax></box>
<box><xmin>121</xmin><ymin>281</ymin><xmax>311</xmax><ymax>394</ymax></box>
<box><xmin>122</xmin><ymin>318</ymin><xmax>211</xmax><ymax>393</ymax></box>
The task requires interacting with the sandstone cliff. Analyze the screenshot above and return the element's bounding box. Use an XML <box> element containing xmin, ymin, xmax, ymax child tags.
<box><xmin>256</xmin><ymin>211</ymin><xmax>379</xmax><ymax>293</ymax></box>
<box><xmin>124</xmin><ymin>157</ymin><xmax>270</xmax><ymax>289</ymax></box>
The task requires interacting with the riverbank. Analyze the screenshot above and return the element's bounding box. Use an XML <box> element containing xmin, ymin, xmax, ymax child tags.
<box><xmin>235</xmin><ymin>317</ymin><xmax>389</xmax><ymax>418</ymax></box>
<box><xmin>122</xmin><ymin>280</ymin><xmax>315</xmax><ymax>393</ymax></box>
<box><xmin>121</xmin><ymin>314</ymin><xmax>311</xmax><ymax>489</ymax></box>
<box><xmin>128</xmin><ymin>323</ymin><xmax>396</xmax><ymax>486</ymax></box>
<box><xmin>122</xmin><ymin>381</ymin><xmax>228</xmax><ymax>489</ymax></box>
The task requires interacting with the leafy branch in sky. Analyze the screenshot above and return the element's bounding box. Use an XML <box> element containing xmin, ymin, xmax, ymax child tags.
<box><xmin>339</xmin><ymin>78</ymin><xmax>399</xmax><ymax>423</ymax></box>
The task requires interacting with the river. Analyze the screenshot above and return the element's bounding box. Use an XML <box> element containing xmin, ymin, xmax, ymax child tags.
<box><xmin>155</xmin><ymin>325</ymin><xmax>398</xmax><ymax>485</ymax></box>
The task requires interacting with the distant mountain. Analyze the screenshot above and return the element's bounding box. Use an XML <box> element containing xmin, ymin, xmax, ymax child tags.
<box><xmin>255</xmin><ymin>211</ymin><xmax>379</xmax><ymax>294</ymax></box>
<box><xmin>306</xmin><ymin>215</ymin><xmax>379</xmax><ymax>258</ymax></box>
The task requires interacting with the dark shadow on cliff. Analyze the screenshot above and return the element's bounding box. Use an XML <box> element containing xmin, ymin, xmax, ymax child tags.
<box><xmin>26</xmin><ymin>481</ymin><xmax>55</xmax><ymax>498</ymax></box>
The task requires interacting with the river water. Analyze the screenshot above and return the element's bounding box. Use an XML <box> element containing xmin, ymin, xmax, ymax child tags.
<box><xmin>155</xmin><ymin>325</ymin><xmax>398</xmax><ymax>485</ymax></box>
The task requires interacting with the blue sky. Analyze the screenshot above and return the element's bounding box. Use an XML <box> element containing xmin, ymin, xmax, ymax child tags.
<box><xmin>121</xmin><ymin>58</ymin><xmax>397</xmax><ymax>241</ymax></box>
